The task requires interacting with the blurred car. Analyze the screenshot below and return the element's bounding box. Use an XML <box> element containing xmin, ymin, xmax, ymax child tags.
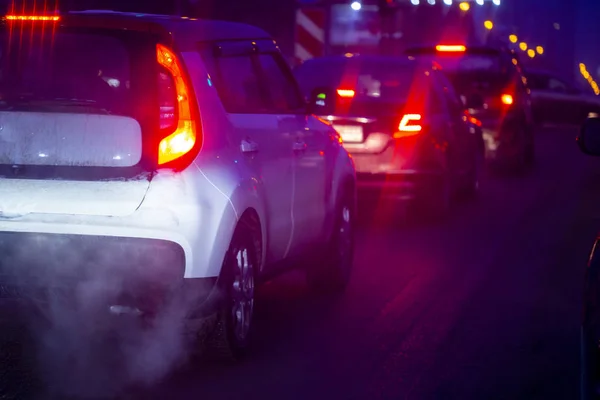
<box><xmin>293</xmin><ymin>55</ymin><xmax>483</xmax><ymax>217</ymax></box>
<box><xmin>405</xmin><ymin>44</ymin><xmax>535</xmax><ymax>172</ymax></box>
<box><xmin>525</xmin><ymin>69</ymin><xmax>600</xmax><ymax>127</ymax></box>
<box><xmin>579</xmin><ymin>117</ymin><xmax>600</xmax><ymax>400</ymax></box>
<box><xmin>0</xmin><ymin>10</ymin><xmax>356</xmax><ymax>359</ymax></box>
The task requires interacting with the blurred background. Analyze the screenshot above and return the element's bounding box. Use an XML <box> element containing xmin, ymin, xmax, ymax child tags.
<box><xmin>48</xmin><ymin>0</ymin><xmax>599</xmax><ymax>93</ymax></box>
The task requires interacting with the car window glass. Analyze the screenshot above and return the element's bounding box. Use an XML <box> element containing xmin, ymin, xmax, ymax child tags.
<box><xmin>442</xmin><ymin>84</ymin><xmax>464</xmax><ymax>114</ymax></box>
<box><xmin>210</xmin><ymin>54</ymin><xmax>269</xmax><ymax>114</ymax></box>
<box><xmin>548</xmin><ymin>78</ymin><xmax>567</xmax><ymax>92</ymax></box>
<box><xmin>257</xmin><ymin>54</ymin><xmax>304</xmax><ymax>112</ymax></box>
<box><xmin>428</xmin><ymin>85</ymin><xmax>447</xmax><ymax>116</ymax></box>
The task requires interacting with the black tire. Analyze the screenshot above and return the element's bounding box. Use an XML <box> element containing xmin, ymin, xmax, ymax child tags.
<box><xmin>460</xmin><ymin>152</ymin><xmax>481</xmax><ymax>200</ymax></box>
<box><xmin>306</xmin><ymin>188</ymin><xmax>355</xmax><ymax>294</ymax></box>
<box><xmin>581</xmin><ymin>323</ymin><xmax>600</xmax><ymax>400</ymax></box>
<box><xmin>205</xmin><ymin>219</ymin><xmax>260</xmax><ymax>361</ymax></box>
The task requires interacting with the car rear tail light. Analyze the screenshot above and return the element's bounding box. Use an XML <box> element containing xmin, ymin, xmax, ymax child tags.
<box><xmin>5</xmin><ymin>15</ymin><xmax>60</xmax><ymax>21</ymax></box>
<box><xmin>501</xmin><ymin>94</ymin><xmax>514</xmax><ymax>105</ymax></box>
<box><xmin>156</xmin><ymin>43</ymin><xmax>199</xmax><ymax>167</ymax></box>
<box><xmin>394</xmin><ymin>113</ymin><xmax>422</xmax><ymax>138</ymax></box>
<box><xmin>337</xmin><ymin>89</ymin><xmax>355</xmax><ymax>98</ymax></box>
<box><xmin>435</xmin><ymin>44</ymin><xmax>466</xmax><ymax>52</ymax></box>
<box><xmin>469</xmin><ymin>116</ymin><xmax>482</xmax><ymax>127</ymax></box>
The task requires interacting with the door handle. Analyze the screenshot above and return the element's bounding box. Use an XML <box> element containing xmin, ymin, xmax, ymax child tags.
<box><xmin>241</xmin><ymin>139</ymin><xmax>259</xmax><ymax>154</ymax></box>
<box><xmin>292</xmin><ymin>141</ymin><xmax>307</xmax><ymax>152</ymax></box>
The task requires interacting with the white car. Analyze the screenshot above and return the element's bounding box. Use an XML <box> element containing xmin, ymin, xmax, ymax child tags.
<box><xmin>0</xmin><ymin>10</ymin><xmax>356</xmax><ymax>359</ymax></box>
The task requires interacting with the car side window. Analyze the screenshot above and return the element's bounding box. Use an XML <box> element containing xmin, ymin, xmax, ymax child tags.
<box><xmin>436</xmin><ymin>73</ymin><xmax>463</xmax><ymax>115</ymax></box>
<box><xmin>203</xmin><ymin>52</ymin><xmax>270</xmax><ymax>114</ymax></box>
<box><xmin>548</xmin><ymin>78</ymin><xmax>568</xmax><ymax>93</ymax></box>
<box><xmin>428</xmin><ymin>84</ymin><xmax>448</xmax><ymax>116</ymax></box>
<box><xmin>256</xmin><ymin>53</ymin><xmax>305</xmax><ymax>113</ymax></box>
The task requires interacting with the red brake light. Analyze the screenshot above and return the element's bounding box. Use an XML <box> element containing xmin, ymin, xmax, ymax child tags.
<box><xmin>394</xmin><ymin>114</ymin><xmax>422</xmax><ymax>138</ymax></box>
<box><xmin>156</xmin><ymin>43</ymin><xmax>198</xmax><ymax>166</ymax></box>
<box><xmin>469</xmin><ymin>116</ymin><xmax>482</xmax><ymax>127</ymax></box>
<box><xmin>436</xmin><ymin>45</ymin><xmax>466</xmax><ymax>52</ymax></box>
<box><xmin>5</xmin><ymin>15</ymin><xmax>60</xmax><ymax>21</ymax></box>
<box><xmin>501</xmin><ymin>94</ymin><xmax>514</xmax><ymax>105</ymax></box>
<box><xmin>337</xmin><ymin>89</ymin><xmax>355</xmax><ymax>98</ymax></box>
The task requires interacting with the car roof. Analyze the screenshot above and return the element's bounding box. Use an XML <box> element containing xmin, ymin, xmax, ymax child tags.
<box><xmin>298</xmin><ymin>54</ymin><xmax>422</xmax><ymax>68</ymax></box>
<box><xmin>66</xmin><ymin>10</ymin><xmax>272</xmax><ymax>49</ymax></box>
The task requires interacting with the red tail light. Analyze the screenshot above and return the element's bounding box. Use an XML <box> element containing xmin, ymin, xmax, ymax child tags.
<box><xmin>156</xmin><ymin>43</ymin><xmax>199</xmax><ymax>166</ymax></box>
<box><xmin>5</xmin><ymin>15</ymin><xmax>60</xmax><ymax>21</ymax></box>
<box><xmin>337</xmin><ymin>89</ymin><xmax>355</xmax><ymax>98</ymax></box>
<box><xmin>435</xmin><ymin>44</ymin><xmax>466</xmax><ymax>52</ymax></box>
<box><xmin>501</xmin><ymin>93</ymin><xmax>514</xmax><ymax>105</ymax></box>
<box><xmin>394</xmin><ymin>114</ymin><xmax>422</xmax><ymax>138</ymax></box>
<box><xmin>469</xmin><ymin>116</ymin><xmax>482</xmax><ymax>127</ymax></box>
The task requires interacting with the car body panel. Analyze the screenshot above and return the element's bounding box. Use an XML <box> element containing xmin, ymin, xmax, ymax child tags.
<box><xmin>0</xmin><ymin>13</ymin><xmax>356</xmax><ymax>327</ymax></box>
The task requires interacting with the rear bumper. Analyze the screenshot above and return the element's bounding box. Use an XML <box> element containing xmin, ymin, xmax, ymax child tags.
<box><xmin>356</xmin><ymin>171</ymin><xmax>445</xmax><ymax>201</ymax></box>
<box><xmin>0</xmin><ymin>232</ymin><xmax>222</xmax><ymax>320</ymax></box>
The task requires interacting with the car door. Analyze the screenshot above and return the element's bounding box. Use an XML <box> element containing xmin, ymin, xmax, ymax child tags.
<box><xmin>201</xmin><ymin>41</ymin><xmax>295</xmax><ymax>266</ymax></box>
<box><xmin>432</xmin><ymin>72</ymin><xmax>473</xmax><ymax>175</ymax></box>
<box><xmin>254</xmin><ymin>50</ymin><xmax>328</xmax><ymax>256</ymax></box>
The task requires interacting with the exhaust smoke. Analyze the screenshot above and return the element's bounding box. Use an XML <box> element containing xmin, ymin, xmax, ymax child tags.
<box><xmin>0</xmin><ymin>233</ymin><xmax>206</xmax><ymax>398</ymax></box>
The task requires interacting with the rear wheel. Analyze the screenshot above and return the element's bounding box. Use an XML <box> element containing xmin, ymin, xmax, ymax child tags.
<box><xmin>460</xmin><ymin>151</ymin><xmax>481</xmax><ymax>199</ymax></box>
<box><xmin>206</xmin><ymin>220</ymin><xmax>259</xmax><ymax>361</ymax></box>
<box><xmin>306</xmin><ymin>189</ymin><xmax>355</xmax><ymax>293</ymax></box>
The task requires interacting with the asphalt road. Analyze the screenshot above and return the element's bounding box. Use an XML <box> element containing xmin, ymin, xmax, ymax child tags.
<box><xmin>122</xmin><ymin>126</ymin><xmax>598</xmax><ymax>400</ymax></box>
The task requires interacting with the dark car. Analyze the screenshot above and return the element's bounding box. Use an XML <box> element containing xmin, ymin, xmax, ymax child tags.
<box><xmin>525</xmin><ymin>69</ymin><xmax>600</xmax><ymax>127</ymax></box>
<box><xmin>405</xmin><ymin>44</ymin><xmax>535</xmax><ymax>172</ymax></box>
<box><xmin>578</xmin><ymin>117</ymin><xmax>600</xmax><ymax>400</ymax></box>
<box><xmin>293</xmin><ymin>55</ymin><xmax>483</xmax><ymax>217</ymax></box>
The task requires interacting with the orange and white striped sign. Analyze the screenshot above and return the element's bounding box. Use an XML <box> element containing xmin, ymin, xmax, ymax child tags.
<box><xmin>294</xmin><ymin>7</ymin><xmax>326</xmax><ymax>64</ymax></box>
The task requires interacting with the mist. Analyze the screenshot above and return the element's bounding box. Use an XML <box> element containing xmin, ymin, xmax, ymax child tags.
<box><xmin>0</xmin><ymin>232</ymin><xmax>206</xmax><ymax>399</ymax></box>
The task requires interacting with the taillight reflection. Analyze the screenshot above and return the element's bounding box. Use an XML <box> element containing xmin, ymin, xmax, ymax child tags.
<box><xmin>394</xmin><ymin>114</ymin><xmax>422</xmax><ymax>138</ymax></box>
<box><xmin>501</xmin><ymin>94</ymin><xmax>514</xmax><ymax>105</ymax></box>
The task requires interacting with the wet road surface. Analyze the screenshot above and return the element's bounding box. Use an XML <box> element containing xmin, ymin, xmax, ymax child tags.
<box><xmin>129</xmin><ymin>126</ymin><xmax>599</xmax><ymax>400</ymax></box>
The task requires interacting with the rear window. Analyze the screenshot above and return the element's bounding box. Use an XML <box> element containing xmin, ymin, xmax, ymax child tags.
<box><xmin>294</xmin><ymin>58</ymin><xmax>417</xmax><ymax>100</ymax></box>
<box><xmin>407</xmin><ymin>50</ymin><xmax>516</xmax><ymax>95</ymax></box>
<box><xmin>0</xmin><ymin>30</ymin><xmax>135</xmax><ymax>116</ymax></box>
<box><xmin>408</xmin><ymin>53</ymin><xmax>503</xmax><ymax>74</ymax></box>
<box><xmin>293</xmin><ymin>57</ymin><xmax>424</xmax><ymax>117</ymax></box>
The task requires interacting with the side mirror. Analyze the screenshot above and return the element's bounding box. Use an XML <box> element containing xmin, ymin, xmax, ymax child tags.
<box><xmin>306</xmin><ymin>87</ymin><xmax>335</xmax><ymax>115</ymax></box>
<box><xmin>578</xmin><ymin>118</ymin><xmax>600</xmax><ymax>156</ymax></box>
<box><xmin>465</xmin><ymin>93</ymin><xmax>485</xmax><ymax>110</ymax></box>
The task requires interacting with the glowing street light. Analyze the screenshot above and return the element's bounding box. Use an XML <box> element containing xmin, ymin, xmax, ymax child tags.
<box><xmin>519</xmin><ymin>42</ymin><xmax>527</xmax><ymax>51</ymax></box>
<box><xmin>351</xmin><ymin>1</ymin><xmax>361</xmax><ymax>11</ymax></box>
<box><xmin>527</xmin><ymin>49</ymin><xmax>535</xmax><ymax>58</ymax></box>
<box><xmin>459</xmin><ymin>1</ymin><xmax>469</xmax><ymax>11</ymax></box>
<box><xmin>536</xmin><ymin>46</ymin><xmax>544</xmax><ymax>55</ymax></box>
<box><xmin>484</xmin><ymin>20</ymin><xmax>493</xmax><ymax>30</ymax></box>
<box><xmin>509</xmin><ymin>34</ymin><xmax>518</xmax><ymax>43</ymax></box>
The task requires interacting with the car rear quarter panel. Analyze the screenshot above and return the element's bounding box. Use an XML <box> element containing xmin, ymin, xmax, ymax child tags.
<box><xmin>315</xmin><ymin>118</ymin><xmax>357</xmax><ymax>237</ymax></box>
<box><xmin>180</xmin><ymin>51</ymin><xmax>269</xmax><ymax>276</ymax></box>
